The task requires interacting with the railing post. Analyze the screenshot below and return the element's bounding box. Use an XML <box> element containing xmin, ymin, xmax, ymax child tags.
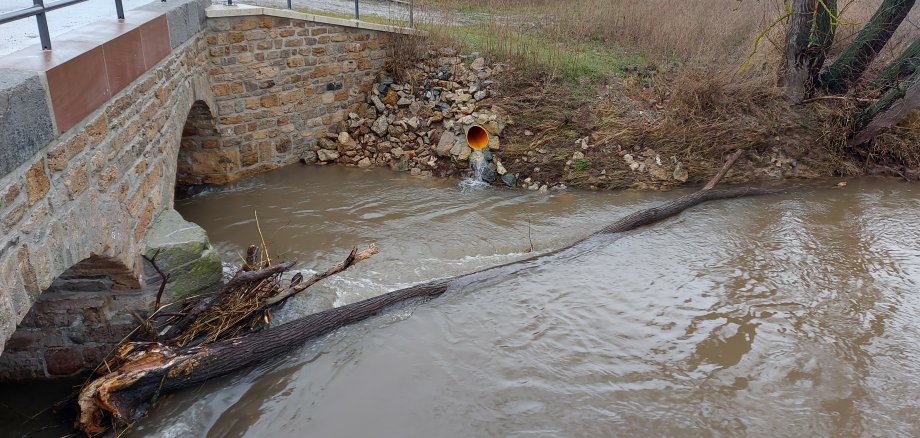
<box><xmin>33</xmin><ymin>0</ymin><xmax>51</xmax><ymax>50</ymax></box>
<box><xmin>354</xmin><ymin>0</ymin><xmax>359</xmax><ymax>20</ymax></box>
<box><xmin>287</xmin><ymin>0</ymin><xmax>292</xmax><ymax>9</ymax></box>
<box><xmin>115</xmin><ymin>0</ymin><xmax>125</xmax><ymax>19</ymax></box>
<box><xmin>409</xmin><ymin>0</ymin><xmax>414</xmax><ymax>27</ymax></box>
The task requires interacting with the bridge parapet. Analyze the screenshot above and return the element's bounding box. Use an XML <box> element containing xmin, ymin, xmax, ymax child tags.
<box><xmin>0</xmin><ymin>1</ymin><xmax>216</xmax><ymax>379</ymax></box>
<box><xmin>0</xmin><ymin>1</ymin><xmax>419</xmax><ymax>379</ymax></box>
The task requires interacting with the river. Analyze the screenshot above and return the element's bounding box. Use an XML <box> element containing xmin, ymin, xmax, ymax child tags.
<box><xmin>7</xmin><ymin>165</ymin><xmax>919</xmax><ymax>436</ymax></box>
<box><xmin>142</xmin><ymin>165</ymin><xmax>920</xmax><ymax>437</ymax></box>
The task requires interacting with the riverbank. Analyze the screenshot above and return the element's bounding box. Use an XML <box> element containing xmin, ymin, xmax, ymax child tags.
<box><xmin>304</xmin><ymin>45</ymin><xmax>918</xmax><ymax>192</ymax></box>
<box><xmin>297</xmin><ymin>0</ymin><xmax>919</xmax><ymax>191</ymax></box>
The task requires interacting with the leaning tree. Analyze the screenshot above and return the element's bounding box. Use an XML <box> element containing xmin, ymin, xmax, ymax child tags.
<box><xmin>778</xmin><ymin>0</ymin><xmax>919</xmax><ymax>146</ymax></box>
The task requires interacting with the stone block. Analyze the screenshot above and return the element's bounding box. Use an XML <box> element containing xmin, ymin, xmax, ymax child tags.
<box><xmin>25</xmin><ymin>160</ymin><xmax>50</xmax><ymax>206</ymax></box>
<box><xmin>0</xmin><ymin>353</ymin><xmax>46</xmax><ymax>380</ymax></box>
<box><xmin>138</xmin><ymin>0</ymin><xmax>210</xmax><ymax>49</ymax></box>
<box><xmin>0</xmin><ymin>70</ymin><xmax>55</xmax><ymax>179</ymax></box>
<box><xmin>159</xmin><ymin>247</ymin><xmax>222</xmax><ymax>300</ymax></box>
<box><xmin>44</xmin><ymin>347</ymin><xmax>82</xmax><ymax>376</ymax></box>
<box><xmin>143</xmin><ymin>209</ymin><xmax>222</xmax><ymax>300</ymax></box>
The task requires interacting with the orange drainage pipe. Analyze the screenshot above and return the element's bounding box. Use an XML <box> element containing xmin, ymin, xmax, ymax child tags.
<box><xmin>466</xmin><ymin>125</ymin><xmax>489</xmax><ymax>150</ymax></box>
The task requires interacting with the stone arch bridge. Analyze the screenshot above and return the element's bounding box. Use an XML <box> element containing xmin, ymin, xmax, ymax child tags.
<box><xmin>0</xmin><ymin>1</ymin><xmax>416</xmax><ymax>379</ymax></box>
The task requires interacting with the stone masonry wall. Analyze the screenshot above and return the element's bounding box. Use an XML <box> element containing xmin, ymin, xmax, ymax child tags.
<box><xmin>178</xmin><ymin>15</ymin><xmax>391</xmax><ymax>184</ymax></box>
<box><xmin>0</xmin><ymin>256</ymin><xmax>152</xmax><ymax>379</ymax></box>
<box><xmin>0</xmin><ymin>34</ymin><xmax>215</xmax><ymax>378</ymax></box>
<box><xmin>0</xmin><ymin>5</ymin><xmax>411</xmax><ymax>379</ymax></box>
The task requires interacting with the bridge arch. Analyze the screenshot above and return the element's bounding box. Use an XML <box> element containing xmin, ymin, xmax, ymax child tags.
<box><xmin>0</xmin><ymin>2</ymin><xmax>411</xmax><ymax>380</ymax></box>
<box><xmin>177</xmin><ymin>99</ymin><xmax>233</xmax><ymax>187</ymax></box>
<box><xmin>0</xmin><ymin>255</ymin><xmax>149</xmax><ymax>379</ymax></box>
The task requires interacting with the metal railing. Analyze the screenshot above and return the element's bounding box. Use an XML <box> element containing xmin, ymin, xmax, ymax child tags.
<box><xmin>0</xmin><ymin>0</ymin><xmax>415</xmax><ymax>52</ymax></box>
<box><xmin>0</xmin><ymin>0</ymin><xmax>164</xmax><ymax>50</ymax></box>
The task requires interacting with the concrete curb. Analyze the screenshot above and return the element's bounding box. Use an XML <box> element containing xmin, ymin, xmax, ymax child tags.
<box><xmin>0</xmin><ymin>70</ymin><xmax>55</xmax><ymax>179</ymax></box>
<box><xmin>137</xmin><ymin>0</ymin><xmax>211</xmax><ymax>48</ymax></box>
<box><xmin>206</xmin><ymin>4</ymin><xmax>427</xmax><ymax>36</ymax></box>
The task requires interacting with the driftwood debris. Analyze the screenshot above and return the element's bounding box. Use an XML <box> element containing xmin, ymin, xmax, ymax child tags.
<box><xmin>75</xmin><ymin>151</ymin><xmax>780</xmax><ymax>435</ymax></box>
<box><xmin>76</xmin><ymin>243</ymin><xmax>379</xmax><ymax>435</ymax></box>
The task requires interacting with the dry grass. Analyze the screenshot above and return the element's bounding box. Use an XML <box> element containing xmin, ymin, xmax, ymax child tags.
<box><xmin>395</xmin><ymin>0</ymin><xmax>920</xmax><ymax>186</ymax></box>
<box><xmin>415</xmin><ymin>0</ymin><xmax>920</xmax><ymax>73</ymax></box>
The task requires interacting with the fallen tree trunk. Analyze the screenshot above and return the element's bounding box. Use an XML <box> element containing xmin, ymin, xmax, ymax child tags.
<box><xmin>77</xmin><ymin>152</ymin><xmax>784</xmax><ymax>434</ymax></box>
<box><xmin>849</xmin><ymin>70</ymin><xmax>920</xmax><ymax>146</ymax></box>
<box><xmin>873</xmin><ymin>35</ymin><xmax>920</xmax><ymax>88</ymax></box>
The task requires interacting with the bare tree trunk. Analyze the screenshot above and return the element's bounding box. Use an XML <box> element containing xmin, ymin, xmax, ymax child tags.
<box><xmin>873</xmin><ymin>36</ymin><xmax>920</xmax><ymax>88</ymax></box>
<box><xmin>780</xmin><ymin>0</ymin><xmax>837</xmax><ymax>102</ymax></box>
<box><xmin>850</xmin><ymin>69</ymin><xmax>920</xmax><ymax>145</ymax></box>
<box><xmin>821</xmin><ymin>0</ymin><xmax>916</xmax><ymax>93</ymax></box>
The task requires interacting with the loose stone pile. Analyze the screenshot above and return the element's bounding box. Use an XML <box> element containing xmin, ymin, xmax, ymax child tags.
<box><xmin>307</xmin><ymin>48</ymin><xmax>515</xmax><ymax>186</ymax></box>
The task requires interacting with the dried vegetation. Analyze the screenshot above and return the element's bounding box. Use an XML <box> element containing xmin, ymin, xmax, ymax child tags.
<box><xmin>397</xmin><ymin>0</ymin><xmax>920</xmax><ymax>188</ymax></box>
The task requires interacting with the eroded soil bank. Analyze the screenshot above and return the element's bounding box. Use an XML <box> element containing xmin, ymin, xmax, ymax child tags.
<box><xmin>303</xmin><ymin>45</ymin><xmax>919</xmax><ymax>193</ymax></box>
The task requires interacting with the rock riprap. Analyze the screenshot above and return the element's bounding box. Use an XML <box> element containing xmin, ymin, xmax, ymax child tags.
<box><xmin>307</xmin><ymin>49</ymin><xmax>515</xmax><ymax>185</ymax></box>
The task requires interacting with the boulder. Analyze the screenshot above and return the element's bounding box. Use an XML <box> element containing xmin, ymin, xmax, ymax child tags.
<box><xmin>487</xmin><ymin>135</ymin><xmax>500</xmax><ymax>150</ymax></box>
<box><xmin>382</xmin><ymin>89</ymin><xmax>399</xmax><ymax>107</ymax></box>
<box><xmin>363</xmin><ymin>105</ymin><xmax>378</xmax><ymax>120</ymax></box>
<box><xmin>481</xmin><ymin>163</ymin><xmax>498</xmax><ymax>183</ymax></box>
<box><xmin>673</xmin><ymin>163</ymin><xmax>689</xmax><ymax>182</ymax></box>
<box><xmin>470</xmin><ymin>57</ymin><xmax>486</xmax><ymax>71</ymax></box>
<box><xmin>317</xmin><ymin>149</ymin><xmax>340</xmax><ymax>161</ymax></box>
<box><xmin>390</xmin><ymin>155</ymin><xmax>411</xmax><ymax>171</ymax></box>
<box><xmin>358</xmin><ymin>157</ymin><xmax>372</xmax><ymax>168</ymax></box>
<box><xmin>371</xmin><ymin>116</ymin><xmax>389</xmax><ymax>136</ymax></box>
<box><xmin>450</xmin><ymin>140</ymin><xmax>463</xmax><ymax>157</ymax></box>
<box><xmin>387</xmin><ymin>124</ymin><xmax>405</xmax><ymax>137</ymax></box>
<box><xmin>435</xmin><ymin>132</ymin><xmax>456</xmax><ymax>157</ymax></box>
<box><xmin>495</xmin><ymin>158</ymin><xmax>507</xmax><ymax>175</ymax></box>
<box><xmin>457</xmin><ymin>145</ymin><xmax>472</xmax><ymax>161</ymax></box>
<box><xmin>647</xmin><ymin>163</ymin><xmax>671</xmax><ymax>181</ymax></box>
<box><xmin>318</xmin><ymin>137</ymin><xmax>337</xmax><ymax>150</ymax></box>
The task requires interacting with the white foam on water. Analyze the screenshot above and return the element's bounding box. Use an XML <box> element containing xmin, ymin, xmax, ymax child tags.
<box><xmin>459</xmin><ymin>177</ymin><xmax>491</xmax><ymax>192</ymax></box>
<box><xmin>459</xmin><ymin>154</ymin><xmax>491</xmax><ymax>192</ymax></box>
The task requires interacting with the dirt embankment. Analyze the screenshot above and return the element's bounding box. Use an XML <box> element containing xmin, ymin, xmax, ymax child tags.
<box><xmin>489</xmin><ymin>67</ymin><xmax>920</xmax><ymax>192</ymax></box>
<box><xmin>315</xmin><ymin>41</ymin><xmax>920</xmax><ymax>191</ymax></box>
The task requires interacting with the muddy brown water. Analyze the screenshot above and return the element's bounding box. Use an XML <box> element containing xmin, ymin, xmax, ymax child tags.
<box><xmin>4</xmin><ymin>165</ymin><xmax>919</xmax><ymax>437</ymax></box>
